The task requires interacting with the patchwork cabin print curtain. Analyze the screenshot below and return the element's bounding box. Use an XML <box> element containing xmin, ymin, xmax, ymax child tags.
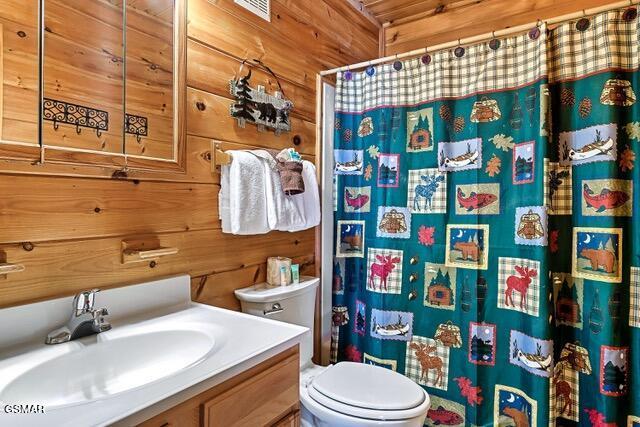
<box><xmin>331</xmin><ymin>6</ymin><xmax>640</xmax><ymax>427</ymax></box>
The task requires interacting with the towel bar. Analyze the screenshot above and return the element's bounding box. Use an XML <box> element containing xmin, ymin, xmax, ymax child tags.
<box><xmin>211</xmin><ymin>141</ymin><xmax>232</xmax><ymax>172</ymax></box>
<box><xmin>0</xmin><ymin>262</ymin><xmax>26</xmax><ymax>278</ymax></box>
<box><xmin>121</xmin><ymin>239</ymin><xmax>179</xmax><ymax>264</ymax></box>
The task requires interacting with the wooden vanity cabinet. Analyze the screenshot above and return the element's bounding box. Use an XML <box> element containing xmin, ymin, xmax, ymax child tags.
<box><xmin>138</xmin><ymin>345</ymin><xmax>300</xmax><ymax>427</ymax></box>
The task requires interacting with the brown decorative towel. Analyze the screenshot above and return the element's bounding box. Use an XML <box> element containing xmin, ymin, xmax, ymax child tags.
<box><xmin>276</xmin><ymin>160</ymin><xmax>305</xmax><ymax>195</ymax></box>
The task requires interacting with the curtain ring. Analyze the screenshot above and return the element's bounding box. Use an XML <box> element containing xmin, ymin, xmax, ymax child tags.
<box><xmin>365</xmin><ymin>60</ymin><xmax>376</xmax><ymax>76</ymax></box>
<box><xmin>392</xmin><ymin>54</ymin><xmax>403</xmax><ymax>71</ymax></box>
<box><xmin>454</xmin><ymin>39</ymin><xmax>465</xmax><ymax>57</ymax></box>
<box><xmin>344</xmin><ymin>66</ymin><xmax>353</xmax><ymax>80</ymax></box>
<box><xmin>421</xmin><ymin>48</ymin><xmax>432</xmax><ymax>65</ymax></box>
<box><xmin>489</xmin><ymin>31</ymin><xmax>501</xmax><ymax>50</ymax></box>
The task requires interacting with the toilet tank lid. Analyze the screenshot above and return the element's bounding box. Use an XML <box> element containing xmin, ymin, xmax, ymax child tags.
<box><xmin>234</xmin><ymin>276</ymin><xmax>319</xmax><ymax>303</ymax></box>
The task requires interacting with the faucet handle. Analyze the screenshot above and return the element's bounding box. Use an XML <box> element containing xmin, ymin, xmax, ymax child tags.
<box><xmin>92</xmin><ymin>307</ymin><xmax>111</xmax><ymax>332</ymax></box>
<box><xmin>73</xmin><ymin>289</ymin><xmax>101</xmax><ymax>315</ymax></box>
<box><xmin>94</xmin><ymin>307</ymin><xmax>109</xmax><ymax>317</ymax></box>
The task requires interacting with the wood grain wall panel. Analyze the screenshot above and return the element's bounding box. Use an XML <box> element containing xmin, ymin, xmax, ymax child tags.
<box><xmin>384</xmin><ymin>0</ymin><xmax>622</xmax><ymax>54</ymax></box>
<box><xmin>187</xmin><ymin>0</ymin><xmax>314</xmax><ymax>91</ymax></box>
<box><xmin>186</xmin><ymin>88</ymin><xmax>317</xmax><ymax>155</ymax></box>
<box><xmin>191</xmin><ymin>254</ymin><xmax>316</xmax><ymax>311</ymax></box>
<box><xmin>300</xmin><ymin>0</ymin><xmax>380</xmax><ymax>43</ymax></box>
<box><xmin>187</xmin><ymin>40</ymin><xmax>316</xmax><ymax>122</ymax></box>
<box><xmin>0</xmin><ymin>175</ymin><xmax>219</xmax><ymax>243</ymax></box>
<box><xmin>213</xmin><ymin>0</ymin><xmax>378</xmax><ymax>67</ymax></box>
<box><xmin>0</xmin><ymin>0</ymin><xmax>378</xmax><ymax>309</ymax></box>
<box><xmin>363</xmin><ymin>0</ymin><xmax>461</xmax><ymax>23</ymax></box>
<box><xmin>0</xmin><ymin>228</ymin><xmax>315</xmax><ymax>308</ymax></box>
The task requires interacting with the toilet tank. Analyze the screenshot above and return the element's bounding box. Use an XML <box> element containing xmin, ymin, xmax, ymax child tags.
<box><xmin>234</xmin><ymin>276</ymin><xmax>319</xmax><ymax>367</ymax></box>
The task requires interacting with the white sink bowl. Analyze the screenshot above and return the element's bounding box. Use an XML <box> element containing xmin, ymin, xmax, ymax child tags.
<box><xmin>0</xmin><ymin>275</ymin><xmax>307</xmax><ymax>427</ymax></box>
<box><xmin>0</xmin><ymin>329</ymin><xmax>214</xmax><ymax>408</ymax></box>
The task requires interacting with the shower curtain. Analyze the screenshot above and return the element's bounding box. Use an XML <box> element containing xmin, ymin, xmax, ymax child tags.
<box><xmin>331</xmin><ymin>6</ymin><xmax>639</xmax><ymax>426</ymax></box>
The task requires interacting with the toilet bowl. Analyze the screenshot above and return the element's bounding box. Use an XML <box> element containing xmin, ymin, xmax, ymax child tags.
<box><xmin>235</xmin><ymin>277</ymin><xmax>430</xmax><ymax>427</ymax></box>
<box><xmin>300</xmin><ymin>362</ymin><xmax>429</xmax><ymax>427</ymax></box>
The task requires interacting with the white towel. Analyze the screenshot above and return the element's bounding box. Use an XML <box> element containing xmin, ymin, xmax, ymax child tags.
<box><xmin>250</xmin><ymin>150</ymin><xmax>306</xmax><ymax>231</ymax></box>
<box><xmin>286</xmin><ymin>160</ymin><xmax>321</xmax><ymax>232</ymax></box>
<box><xmin>219</xmin><ymin>151</ymin><xmax>320</xmax><ymax>234</ymax></box>
<box><xmin>218</xmin><ymin>163</ymin><xmax>231</xmax><ymax>232</ymax></box>
<box><xmin>219</xmin><ymin>150</ymin><xmax>271</xmax><ymax>235</ymax></box>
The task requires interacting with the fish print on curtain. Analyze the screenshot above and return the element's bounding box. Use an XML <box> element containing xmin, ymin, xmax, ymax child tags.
<box><xmin>332</xmin><ymin>6</ymin><xmax>639</xmax><ymax>427</ymax></box>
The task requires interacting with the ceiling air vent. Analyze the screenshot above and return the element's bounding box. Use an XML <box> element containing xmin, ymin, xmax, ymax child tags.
<box><xmin>234</xmin><ymin>0</ymin><xmax>270</xmax><ymax>22</ymax></box>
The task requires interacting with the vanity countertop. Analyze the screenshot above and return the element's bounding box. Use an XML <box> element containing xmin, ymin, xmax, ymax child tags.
<box><xmin>0</xmin><ymin>275</ymin><xmax>308</xmax><ymax>427</ymax></box>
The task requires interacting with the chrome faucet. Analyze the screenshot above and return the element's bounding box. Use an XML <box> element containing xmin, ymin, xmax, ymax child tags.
<box><xmin>45</xmin><ymin>289</ymin><xmax>111</xmax><ymax>345</ymax></box>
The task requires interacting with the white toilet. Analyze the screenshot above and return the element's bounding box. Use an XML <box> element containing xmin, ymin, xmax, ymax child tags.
<box><xmin>234</xmin><ymin>276</ymin><xmax>430</xmax><ymax>427</ymax></box>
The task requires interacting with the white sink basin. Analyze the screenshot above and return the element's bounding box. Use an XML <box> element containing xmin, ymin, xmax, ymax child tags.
<box><xmin>0</xmin><ymin>275</ymin><xmax>307</xmax><ymax>427</ymax></box>
<box><xmin>0</xmin><ymin>329</ymin><xmax>214</xmax><ymax>408</ymax></box>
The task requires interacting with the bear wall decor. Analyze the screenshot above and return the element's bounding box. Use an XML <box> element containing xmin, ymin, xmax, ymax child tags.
<box><xmin>229</xmin><ymin>69</ymin><xmax>293</xmax><ymax>135</ymax></box>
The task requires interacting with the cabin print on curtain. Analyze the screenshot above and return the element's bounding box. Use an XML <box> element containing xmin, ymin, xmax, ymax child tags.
<box><xmin>332</xmin><ymin>6</ymin><xmax>639</xmax><ymax>427</ymax></box>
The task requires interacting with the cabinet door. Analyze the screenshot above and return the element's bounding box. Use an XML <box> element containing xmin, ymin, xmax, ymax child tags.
<box><xmin>202</xmin><ymin>351</ymin><xmax>299</xmax><ymax>427</ymax></box>
<box><xmin>272</xmin><ymin>410</ymin><xmax>301</xmax><ymax>427</ymax></box>
<box><xmin>41</xmin><ymin>0</ymin><xmax>126</xmax><ymax>167</ymax></box>
<box><xmin>124</xmin><ymin>0</ymin><xmax>186</xmax><ymax>173</ymax></box>
<box><xmin>0</xmin><ymin>0</ymin><xmax>40</xmax><ymax>162</ymax></box>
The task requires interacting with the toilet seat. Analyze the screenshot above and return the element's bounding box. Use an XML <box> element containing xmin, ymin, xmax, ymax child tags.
<box><xmin>303</xmin><ymin>362</ymin><xmax>429</xmax><ymax>422</ymax></box>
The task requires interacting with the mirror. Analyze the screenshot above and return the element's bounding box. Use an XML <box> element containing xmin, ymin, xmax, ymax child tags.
<box><xmin>124</xmin><ymin>0</ymin><xmax>175</xmax><ymax>161</ymax></box>
<box><xmin>0</xmin><ymin>1</ymin><xmax>41</xmax><ymax>160</ymax></box>
<box><xmin>16</xmin><ymin>0</ymin><xmax>186</xmax><ymax>172</ymax></box>
<box><xmin>42</xmin><ymin>0</ymin><xmax>125</xmax><ymax>155</ymax></box>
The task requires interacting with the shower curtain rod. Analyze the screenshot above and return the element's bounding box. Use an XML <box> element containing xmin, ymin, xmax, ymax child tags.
<box><xmin>319</xmin><ymin>0</ymin><xmax>638</xmax><ymax>76</ymax></box>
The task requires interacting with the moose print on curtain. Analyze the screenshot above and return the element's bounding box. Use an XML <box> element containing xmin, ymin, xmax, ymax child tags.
<box><xmin>332</xmin><ymin>6</ymin><xmax>639</xmax><ymax>427</ymax></box>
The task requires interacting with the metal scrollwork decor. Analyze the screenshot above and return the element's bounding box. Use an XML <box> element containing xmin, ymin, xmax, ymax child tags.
<box><xmin>125</xmin><ymin>113</ymin><xmax>149</xmax><ymax>143</ymax></box>
<box><xmin>43</xmin><ymin>98</ymin><xmax>109</xmax><ymax>137</ymax></box>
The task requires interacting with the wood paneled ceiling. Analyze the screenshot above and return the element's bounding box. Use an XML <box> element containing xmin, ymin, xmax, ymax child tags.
<box><xmin>361</xmin><ymin>0</ymin><xmax>458</xmax><ymax>24</ymax></box>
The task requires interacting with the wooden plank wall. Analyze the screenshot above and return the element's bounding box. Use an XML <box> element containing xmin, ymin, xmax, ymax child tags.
<box><xmin>383</xmin><ymin>0</ymin><xmax>622</xmax><ymax>55</ymax></box>
<box><xmin>0</xmin><ymin>0</ymin><xmax>378</xmax><ymax>309</ymax></box>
